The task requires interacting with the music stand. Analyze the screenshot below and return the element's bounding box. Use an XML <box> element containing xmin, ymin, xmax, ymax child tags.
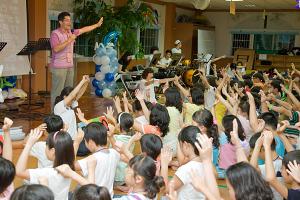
<box><xmin>17</xmin><ymin>41</ymin><xmax>39</xmax><ymax>109</ymax></box>
<box><xmin>0</xmin><ymin>42</ymin><xmax>7</xmax><ymax>52</ymax></box>
<box><xmin>149</xmin><ymin>53</ymin><xmax>161</xmax><ymax>67</ymax></box>
<box><xmin>36</xmin><ymin>38</ymin><xmax>51</xmax><ymax>96</ymax></box>
<box><xmin>168</xmin><ymin>53</ymin><xmax>182</xmax><ymax>67</ymax></box>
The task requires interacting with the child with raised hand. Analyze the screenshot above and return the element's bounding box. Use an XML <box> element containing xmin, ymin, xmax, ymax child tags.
<box><xmin>104</xmin><ymin>99</ymin><xmax>136</xmax><ymax>189</ymax></box>
<box><xmin>264</xmin><ymin>130</ymin><xmax>300</xmax><ymax>200</ymax></box>
<box><xmin>171</xmin><ymin>125</ymin><xmax>205</xmax><ymax>199</ymax></box>
<box><xmin>16</xmin><ymin>129</ymin><xmax>75</xmax><ymax>200</ymax></box>
<box><xmin>29</xmin><ymin>114</ymin><xmax>64</xmax><ymax>168</ymax></box>
<box><xmin>192</xmin><ymin>109</ymin><xmax>220</xmax><ymax>166</ymax></box>
<box><xmin>189</xmin><ymin>134</ymin><xmax>221</xmax><ymax>200</ymax></box>
<box><xmin>219</xmin><ymin>115</ymin><xmax>250</xmax><ymax>170</ymax></box>
<box><xmin>173</xmin><ymin>76</ymin><xmax>205</xmax><ymax>125</ymax></box>
<box><xmin>74</xmin><ymin>122</ymin><xmax>120</xmax><ymax>197</ymax></box>
<box><xmin>133</xmin><ymin>89</ymin><xmax>170</xmax><ymax>137</ymax></box>
<box><xmin>54</xmin><ymin>75</ymin><xmax>90</xmax><ymax>139</ymax></box>
<box><xmin>113</xmin><ymin>154</ymin><xmax>165</xmax><ymax>200</ymax></box>
<box><xmin>0</xmin><ymin>117</ymin><xmax>14</xmax><ymax>200</ymax></box>
<box><xmin>249</xmin><ymin>132</ymin><xmax>283</xmax><ymax>200</ymax></box>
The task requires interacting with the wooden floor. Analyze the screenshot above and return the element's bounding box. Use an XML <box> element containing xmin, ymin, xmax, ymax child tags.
<box><xmin>6</xmin><ymin>94</ymin><xmax>230</xmax><ymax>199</ymax></box>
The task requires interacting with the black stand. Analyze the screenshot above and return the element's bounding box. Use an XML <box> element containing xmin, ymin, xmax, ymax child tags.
<box><xmin>0</xmin><ymin>42</ymin><xmax>7</xmax><ymax>52</ymax></box>
<box><xmin>17</xmin><ymin>41</ymin><xmax>43</xmax><ymax>109</ymax></box>
<box><xmin>36</xmin><ymin>38</ymin><xmax>51</xmax><ymax>96</ymax></box>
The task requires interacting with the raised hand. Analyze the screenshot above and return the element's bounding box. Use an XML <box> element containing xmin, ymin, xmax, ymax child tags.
<box><xmin>255</xmin><ymin>133</ymin><xmax>264</xmax><ymax>148</ymax></box>
<box><xmin>107</xmin><ymin>123</ymin><xmax>115</xmax><ymax>137</ymax></box>
<box><xmin>195</xmin><ymin>134</ymin><xmax>213</xmax><ymax>162</ymax></box>
<box><xmin>55</xmin><ymin>164</ymin><xmax>73</xmax><ymax>178</ymax></box>
<box><xmin>256</xmin><ymin>119</ymin><xmax>266</xmax><ymax>133</ymax></box>
<box><xmin>2</xmin><ymin>117</ymin><xmax>13</xmax><ymax>132</ymax></box>
<box><xmin>287</xmin><ymin>160</ymin><xmax>300</xmax><ymax>183</ymax></box>
<box><xmin>76</xmin><ymin>108</ymin><xmax>86</xmax><ymax>122</ymax></box>
<box><xmin>262</xmin><ymin>130</ymin><xmax>274</xmax><ymax>148</ymax></box>
<box><xmin>27</xmin><ymin>128</ymin><xmax>43</xmax><ymax>146</ymax></box>
<box><xmin>230</xmin><ymin>119</ymin><xmax>240</xmax><ymax>146</ymax></box>
<box><xmin>277</xmin><ymin>120</ymin><xmax>290</xmax><ymax>133</ymax></box>
<box><xmin>36</xmin><ymin>123</ymin><xmax>47</xmax><ymax>133</ymax></box>
<box><xmin>132</xmin><ymin>132</ymin><xmax>142</xmax><ymax>142</ymax></box>
<box><xmin>97</xmin><ymin>17</ymin><xmax>104</xmax><ymax>27</ymax></box>
<box><xmin>104</xmin><ymin>106</ymin><xmax>115</xmax><ymax>122</ymax></box>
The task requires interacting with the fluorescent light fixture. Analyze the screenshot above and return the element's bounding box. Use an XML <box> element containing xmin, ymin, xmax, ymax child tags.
<box><xmin>225</xmin><ymin>0</ymin><xmax>243</xmax><ymax>1</ymax></box>
<box><xmin>245</xmin><ymin>4</ymin><xmax>256</xmax><ymax>7</ymax></box>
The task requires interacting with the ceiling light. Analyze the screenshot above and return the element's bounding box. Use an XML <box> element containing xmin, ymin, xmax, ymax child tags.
<box><xmin>225</xmin><ymin>0</ymin><xmax>244</xmax><ymax>1</ymax></box>
<box><xmin>245</xmin><ymin>4</ymin><xmax>256</xmax><ymax>7</ymax></box>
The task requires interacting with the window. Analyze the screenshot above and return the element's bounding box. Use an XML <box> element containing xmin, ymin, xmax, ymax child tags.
<box><xmin>231</xmin><ymin>33</ymin><xmax>251</xmax><ymax>55</ymax></box>
<box><xmin>253</xmin><ymin>33</ymin><xmax>295</xmax><ymax>54</ymax></box>
<box><xmin>139</xmin><ymin>28</ymin><xmax>159</xmax><ymax>54</ymax></box>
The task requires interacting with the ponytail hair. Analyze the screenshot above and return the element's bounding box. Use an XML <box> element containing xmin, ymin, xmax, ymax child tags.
<box><xmin>129</xmin><ymin>155</ymin><xmax>165</xmax><ymax>199</ymax></box>
<box><xmin>46</xmin><ymin>131</ymin><xmax>75</xmax><ymax>170</ymax></box>
<box><xmin>54</xmin><ymin>86</ymin><xmax>73</xmax><ymax>105</ymax></box>
<box><xmin>117</xmin><ymin>112</ymin><xmax>134</xmax><ymax>134</ymax></box>
<box><xmin>178</xmin><ymin>126</ymin><xmax>201</xmax><ymax>155</ymax></box>
<box><xmin>192</xmin><ymin>109</ymin><xmax>219</xmax><ymax>148</ymax></box>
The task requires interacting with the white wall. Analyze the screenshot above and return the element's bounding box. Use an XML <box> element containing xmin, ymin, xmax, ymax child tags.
<box><xmin>203</xmin><ymin>12</ymin><xmax>300</xmax><ymax>56</ymax></box>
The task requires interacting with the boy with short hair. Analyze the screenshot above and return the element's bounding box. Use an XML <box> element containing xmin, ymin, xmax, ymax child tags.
<box><xmin>75</xmin><ymin>122</ymin><xmax>120</xmax><ymax>197</ymax></box>
<box><xmin>264</xmin><ymin>130</ymin><xmax>300</xmax><ymax>200</ymax></box>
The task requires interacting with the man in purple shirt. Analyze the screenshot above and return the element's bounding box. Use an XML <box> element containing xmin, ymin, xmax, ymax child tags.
<box><xmin>50</xmin><ymin>12</ymin><xmax>103</xmax><ymax>108</ymax></box>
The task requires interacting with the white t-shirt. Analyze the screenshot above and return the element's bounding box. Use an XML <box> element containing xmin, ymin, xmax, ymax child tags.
<box><xmin>259</xmin><ymin>158</ymin><xmax>283</xmax><ymax>200</ymax></box>
<box><xmin>160</xmin><ymin>57</ymin><xmax>172</xmax><ymax>66</ymax></box>
<box><xmin>171</xmin><ymin>48</ymin><xmax>182</xmax><ymax>54</ymax></box>
<box><xmin>29</xmin><ymin>168</ymin><xmax>71</xmax><ymax>200</ymax></box>
<box><xmin>204</xmin><ymin>86</ymin><xmax>215</xmax><ymax>111</ymax></box>
<box><xmin>135</xmin><ymin>115</ymin><xmax>149</xmax><ymax>125</ymax></box>
<box><xmin>30</xmin><ymin>141</ymin><xmax>53</xmax><ymax>168</ymax></box>
<box><xmin>139</xmin><ymin>79</ymin><xmax>159</xmax><ymax>103</ymax></box>
<box><xmin>54</xmin><ymin>100</ymin><xmax>77</xmax><ymax>139</ymax></box>
<box><xmin>175</xmin><ymin>161</ymin><xmax>205</xmax><ymax>200</ymax></box>
<box><xmin>78</xmin><ymin>148</ymin><xmax>120</xmax><ymax>196</ymax></box>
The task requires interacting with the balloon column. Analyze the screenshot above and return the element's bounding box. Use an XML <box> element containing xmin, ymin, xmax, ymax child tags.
<box><xmin>92</xmin><ymin>31</ymin><xmax>120</xmax><ymax>98</ymax></box>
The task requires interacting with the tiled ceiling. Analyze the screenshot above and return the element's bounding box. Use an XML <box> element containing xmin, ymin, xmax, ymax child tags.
<box><xmin>160</xmin><ymin>0</ymin><xmax>297</xmax><ymax>10</ymax></box>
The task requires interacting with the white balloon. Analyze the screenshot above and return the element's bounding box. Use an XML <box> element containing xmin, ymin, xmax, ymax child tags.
<box><xmin>100</xmin><ymin>56</ymin><xmax>110</xmax><ymax>66</ymax></box>
<box><xmin>102</xmin><ymin>88</ymin><xmax>112</xmax><ymax>98</ymax></box>
<box><xmin>95</xmin><ymin>72</ymin><xmax>105</xmax><ymax>81</ymax></box>
<box><xmin>93</xmin><ymin>55</ymin><xmax>102</xmax><ymax>65</ymax></box>
<box><xmin>101</xmin><ymin>65</ymin><xmax>111</xmax><ymax>74</ymax></box>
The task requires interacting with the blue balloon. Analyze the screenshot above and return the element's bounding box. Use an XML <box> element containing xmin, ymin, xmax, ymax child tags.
<box><xmin>107</xmin><ymin>82</ymin><xmax>117</xmax><ymax>90</ymax></box>
<box><xmin>106</xmin><ymin>48</ymin><xmax>117</xmax><ymax>60</ymax></box>
<box><xmin>95</xmin><ymin>89</ymin><xmax>103</xmax><ymax>97</ymax></box>
<box><xmin>95</xmin><ymin>65</ymin><xmax>101</xmax><ymax>73</ymax></box>
<box><xmin>105</xmin><ymin>73</ymin><xmax>115</xmax><ymax>82</ymax></box>
<box><xmin>92</xmin><ymin>79</ymin><xmax>100</xmax><ymax>88</ymax></box>
<box><xmin>110</xmin><ymin>57</ymin><xmax>119</xmax><ymax>68</ymax></box>
<box><xmin>103</xmin><ymin>31</ymin><xmax>121</xmax><ymax>46</ymax></box>
<box><xmin>96</xmin><ymin>45</ymin><xmax>106</xmax><ymax>57</ymax></box>
<box><xmin>7</xmin><ymin>76</ymin><xmax>17</xmax><ymax>84</ymax></box>
<box><xmin>97</xmin><ymin>81</ymin><xmax>106</xmax><ymax>90</ymax></box>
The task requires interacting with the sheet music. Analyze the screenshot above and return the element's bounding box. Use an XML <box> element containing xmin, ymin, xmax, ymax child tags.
<box><xmin>0</xmin><ymin>0</ymin><xmax>31</xmax><ymax>76</ymax></box>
